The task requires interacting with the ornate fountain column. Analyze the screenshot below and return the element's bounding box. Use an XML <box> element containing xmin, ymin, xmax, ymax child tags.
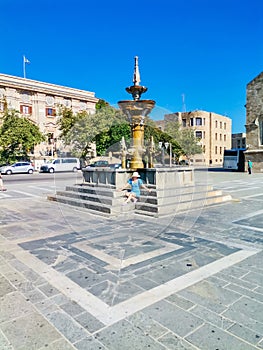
<box><xmin>118</xmin><ymin>56</ymin><xmax>155</xmax><ymax>169</ymax></box>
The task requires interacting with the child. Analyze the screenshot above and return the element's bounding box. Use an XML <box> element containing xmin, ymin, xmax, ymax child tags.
<box><xmin>118</xmin><ymin>171</ymin><xmax>151</xmax><ymax>204</ymax></box>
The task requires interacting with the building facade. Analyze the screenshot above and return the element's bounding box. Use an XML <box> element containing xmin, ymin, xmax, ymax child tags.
<box><xmin>245</xmin><ymin>71</ymin><xmax>263</xmax><ymax>172</ymax></box>
<box><xmin>0</xmin><ymin>73</ymin><xmax>98</xmax><ymax>158</ymax></box>
<box><xmin>232</xmin><ymin>133</ymin><xmax>246</xmax><ymax>149</ymax></box>
<box><xmin>158</xmin><ymin>110</ymin><xmax>232</xmax><ymax>165</ymax></box>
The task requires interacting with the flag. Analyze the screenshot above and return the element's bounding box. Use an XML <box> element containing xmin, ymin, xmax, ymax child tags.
<box><xmin>24</xmin><ymin>56</ymin><xmax>30</xmax><ymax>64</ymax></box>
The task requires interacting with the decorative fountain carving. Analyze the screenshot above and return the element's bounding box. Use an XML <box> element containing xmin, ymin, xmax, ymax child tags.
<box><xmin>118</xmin><ymin>56</ymin><xmax>156</xmax><ymax>169</ymax></box>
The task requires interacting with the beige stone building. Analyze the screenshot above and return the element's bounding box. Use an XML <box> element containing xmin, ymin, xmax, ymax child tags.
<box><xmin>157</xmin><ymin>110</ymin><xmax>232</xmax><ymax>165</ymax></box>
<box><xmin>245</xmin><ymin>71</ymin><xmax>263</xmax><ymax>172</ymax></box>
<box><xmin>0</xmin><ymin>73</ymin><xmax>98</xmax><ymax>158</ymax></box>
<box><xmin>232</xmin><ymin>133</ymin><xmax>246</xmax><ymax>149</ymax></box>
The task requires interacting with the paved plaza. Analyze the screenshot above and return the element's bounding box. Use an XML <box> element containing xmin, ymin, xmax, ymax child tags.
<box><xmin>0</xmin><ymin>170</ymin><xmax>263</xmax><ymax>350</ymax></box>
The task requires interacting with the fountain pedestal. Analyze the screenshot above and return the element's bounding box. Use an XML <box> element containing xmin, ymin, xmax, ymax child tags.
<box><xmin>118</xmin><ymin>100</ymin><xmax>155</xmax><ymax>169</ymax></box>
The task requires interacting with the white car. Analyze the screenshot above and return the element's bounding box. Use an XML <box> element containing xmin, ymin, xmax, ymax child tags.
<box><xmin>40</xmin><ymin>158</ymin><xmax>80</xmax><ymax>173</ymax></box>
<box><xmin>1</xmin><ymin>162</ymin><xmax>34</xmax><ymax>175</ymax></box>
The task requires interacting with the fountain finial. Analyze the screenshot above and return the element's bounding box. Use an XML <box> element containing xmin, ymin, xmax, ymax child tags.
<box><xmin>126</xmin><ymin>56</ymin><xmax>148</xmax><ymax>101</ymax></box>
<box><xmin>133</xmin><ymin>56</ymin><xmax>141</xmax><ymax>86</ymax></box>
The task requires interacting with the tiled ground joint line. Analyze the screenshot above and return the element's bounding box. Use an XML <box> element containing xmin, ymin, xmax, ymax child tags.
<box><xmin>7</xmin><ymin>243</ymin><xmax>259</xmax><ymax>327</ymax></box>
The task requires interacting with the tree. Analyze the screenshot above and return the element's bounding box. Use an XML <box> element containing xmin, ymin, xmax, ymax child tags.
<box><xmin>164</xmin><ymin>120</ymin><xmax>202</xmax><ymax>161</ymax></box>
<box><xmin>57</xmin><ymin>101</ymin><xmax>185</xmax><ymax>161</ymax></box>
<box><xmin>0</xmin><ymin>109</ymin><xmax>45</xmax><ymax>164</ymax></box>
<box><xmin>57</xmin><ymin>102</ymin><xmax>128</xmax><ymax>158</ymax></box>
<box><xmin>95</xmin><ymin>122</ymin><xmax>131</xmax><ymax>156</ymax></box>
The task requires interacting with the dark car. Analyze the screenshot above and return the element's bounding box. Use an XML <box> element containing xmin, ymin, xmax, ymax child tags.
<box><xmin>87</xmin><ymin>160</ymin><xmax>109</xmax><ymax>168</ymax></box>
<box><xmin>179</xmin><ymin>160</ymin><xmax>190</xmax><ymax>166</ymax></box>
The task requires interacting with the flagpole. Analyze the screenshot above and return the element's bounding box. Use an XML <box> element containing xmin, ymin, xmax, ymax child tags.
<box><xmin>23</xmin><ymin>55</ymin><xmax>26</xmax><ymax>78</ymax></box>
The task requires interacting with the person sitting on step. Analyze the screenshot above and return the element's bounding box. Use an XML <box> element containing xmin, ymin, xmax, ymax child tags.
<box><xmin>118</xmin><ymin>171</ymin><xmax>151</xmax><ymax>204</ymax></box>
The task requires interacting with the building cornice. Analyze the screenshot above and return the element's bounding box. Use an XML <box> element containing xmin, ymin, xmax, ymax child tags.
<box><xmin>0</xmin><ymin>73</ymin><xmax>99</xmax><ymax>102</ymax></box>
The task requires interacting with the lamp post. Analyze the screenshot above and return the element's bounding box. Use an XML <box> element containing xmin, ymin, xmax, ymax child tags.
<box><xmin>158</xmin><ymin>142</ymin><xmax>165</xmax><ymax>166</ymax></box>
<box><xmin>164</xmin><ymin>142</ymin><xmax>172</xmax><ymax>167</ymax></box>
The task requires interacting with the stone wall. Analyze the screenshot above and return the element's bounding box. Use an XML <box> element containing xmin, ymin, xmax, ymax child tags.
<box><xmin>245</xmin><ymin>72</ymin><xmax>263</xmax><ymax>172</ymax></box>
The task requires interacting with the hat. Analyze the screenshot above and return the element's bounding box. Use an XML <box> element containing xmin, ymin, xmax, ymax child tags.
<box><xmin>131</xmin><ymin>171</ymin><xmax>140</xmax><ymax>178</ymax></box>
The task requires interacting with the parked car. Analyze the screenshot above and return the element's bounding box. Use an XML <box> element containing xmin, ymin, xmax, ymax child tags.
<box><xmin>179</xmin><ymin>160</ymin><xmax>190</xmax><ymax>166</ymax></box>
<box><xmin>40</xmin><ymin>158</ymin><xmax>80</xmax><ymax>173</ymax></box>
<box><xmin>87</xmin><ymin>160</ymin><xmax>109</xmax><ymax>168</ymax></box>
<box><xmin>108</xmin><ymin>163</ymin><xmax>122</xmax><ymax>170</ymax></box>
<box><xmin>1</xmin><ymin>162</ymin><xmax>34</xmax><ymax>175</ymax></box>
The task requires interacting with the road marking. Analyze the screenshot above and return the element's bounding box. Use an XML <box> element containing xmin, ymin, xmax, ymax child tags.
<box><xmin>28</xmin><ymin>186</ymin><xmax>55</xmax><ymax>191</ymax></box>
<box><xmin>0</xmin><ymin>193</ymin><xmax>12</xmax><ymax>198</ymax></box>
<box><xmin>242</xmin><ymin>192</ymin><xmax>263</xmax><ymax>199</ymax></box>
<box><xmin>227</xmin><ymin>186</ymin><xmax>260</xmax><ymax>192</ymax></box>
<box><xmin>11</xmin><ymin>190</ymin><xmax>39</xmax><ymax>197</ymax></box>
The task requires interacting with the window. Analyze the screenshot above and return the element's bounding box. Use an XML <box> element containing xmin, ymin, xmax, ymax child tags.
<box><xmin>203</xmin><ymin>118</ymin><xmax>205</xmax><ymax>126</ymax></box>
<box><xmin>224</xmin><ymin>122</ymin><xmax>226</xmax><ymax>130</ymax></box>
<box><xmin>215</xmin><ymin>133</ymin><xmax>218</xmax><ymax>140</ymax></box>
<box><xmin>203</xmin><ymin>145</ymin><xmax>206</xmax><ymax>153</ymax></box>
<box><xmin>220</xmin><ymin>134</ymin><xmax>222</xmax><ymax>141</ymax></box>
<box><xmin>215</xmin><ymin>146</ymin><xmax>218</xmax><ymax>154</ymax></box>
<box><xmin>46</xmin><ymin>108</ymin><xmax>56</xmax><ymax>116</ymax></box>
<box><xmin>196</xmin><ymin>118</ymin><xmax>202</xmax><ymax>126</ymax></box>
<box><xmin>182</xmin><ymin>118</ymin><xmax>187</xmax><ymax>127</ymax></box>
<box><xmin>195</xmin><ymin>131</ymin><xmax>202</xmax><ymax>138</ymax></box>
<box><xmin>224</xmin><ymin>134</ymin><xmax>226</xmax><ymax>141</ymax></box>
<box><xmin>220</xmin><ymin>121</ymin><xmax>222</xmax><ymax>129</ymax></box>
<box><xmin>220</xmin><ymin>147</ymin><xmax>222</xmax><ymax>155</ymax></box>
<box><xmin>203</xmin><ymin>131</ymin><xmax>205</xmax><ymax>139</ymax></box>
<box><xmin>20</xmin><ymin>105</ymin><xmax>32</xmax><ymax>115</ymax></box>
<box><xmin>62</xmin><ymin>158</ymin><xmax>77</xmax><ymax>164</ymax></box>
<box><xmin>215</xmin><ymin>120</ymin><xmax>218</xmax><ymax>128</ymax></box>
<box><xmin>190</xmin><ymin>118</ymin><xmax>194</xmax><ymax>126</ymax></box>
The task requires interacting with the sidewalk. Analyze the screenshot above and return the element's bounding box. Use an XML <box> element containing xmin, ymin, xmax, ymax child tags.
<box><xmin>0</xmin><ymin>171</ymin><xmax>263</xmax><ymax>349</ymax></box>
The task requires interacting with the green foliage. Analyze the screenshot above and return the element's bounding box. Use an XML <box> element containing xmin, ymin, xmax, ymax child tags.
<box><xmin>96</xmin><ymin>99</ymin><xmax>110</xmax><ymax>110</ymax></box>
<box><xmin>95</xmin><ymin>122</ymin><xmax>131</xmax><ymax>155</ymax></box>
<box><xmin>144</xmin><ymin>123</ymin><xmax>182</xmax><ymax>158</ymax></box>
<box><xmin>178</xmin><ymin>128</ymin><xmax>202</xmax><ymax>158</ymax></box>
<box><xmin>58</xmin><ymin>103</ymin><xmax>128</xmax><ymax>158</ymax></box>
<box><xmin>57</xmin><ymin>106</ymin><xmax>77</xmax><ymax>139</ymax></box>
<box><xmin>0</xmin><ymin>109</ymin><xmax>45</xmax><ymax>164</ymax></box>
<box><xmin>164</xmin><ymin>120</ymin><xmax>181</xmax><ymax>139</ymax></box>
<box><xmin>164</xmin><ymin>120</ymin><xmax>202</xmax><ymax>158</ymax></box>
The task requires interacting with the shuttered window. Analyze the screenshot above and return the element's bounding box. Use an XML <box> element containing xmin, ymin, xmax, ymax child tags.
<box><xmin>20</xmin><ymin>105</ymin><xmax>32</xmax><ymax>114</ymax></box>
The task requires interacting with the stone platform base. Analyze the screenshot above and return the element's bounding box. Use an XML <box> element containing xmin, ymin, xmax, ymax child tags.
<box><xmin>48</xmin><ymin>167</ymin><xmax>232</xmax><ymax>217</ymax></box>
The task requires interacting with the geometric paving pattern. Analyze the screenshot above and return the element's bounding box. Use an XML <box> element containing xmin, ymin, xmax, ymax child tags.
<box><xmin>19</xmin><ymin>230</ymin><xmax>240</xmax><ymax>308</ymax></box>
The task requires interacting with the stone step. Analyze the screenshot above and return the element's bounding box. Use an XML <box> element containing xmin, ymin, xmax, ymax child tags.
<box><xmin>47</xmin><ymin>194</ymin><xmax>118</xmax><ymax>217</ymax></box>
<box><xmin>48</xmin><ymin>183</ymin><xmax>232</xmax><ymax>218</ymax></box>
<box><xmin>134</xmin><ymin>193</ymin><xmax>233</xmax><ymax>217</ymax></box>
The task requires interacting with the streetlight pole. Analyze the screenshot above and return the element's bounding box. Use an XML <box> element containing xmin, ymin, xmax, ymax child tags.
<box><xmin>164</xmin><ymin>142</ymin><xmax>172</xmax><ymax>167</ymax></box>
<box><xmin>159</xmin><ymin>142</ymin><xmax>165</xmax><ymax>166</ymax></box>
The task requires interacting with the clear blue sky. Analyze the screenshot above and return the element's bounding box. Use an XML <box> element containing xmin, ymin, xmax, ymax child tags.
<box><xmin>1</xmin><ymin>0</ymin><xmax>262</xmax><ymax>133</ymax></box>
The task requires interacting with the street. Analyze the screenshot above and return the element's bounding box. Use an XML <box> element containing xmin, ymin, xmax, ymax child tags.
<box><xmin>0</xmin><ymin>171</ymin><xmax>83</xmax><ymax>200</ymax></box>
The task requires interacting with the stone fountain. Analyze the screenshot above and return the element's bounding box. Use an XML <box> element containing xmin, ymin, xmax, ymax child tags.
<box><xmin>48</xmin><ymin>57</ymin><xmax>232</xmax><ymax>217</ymax></box>
<box><xmin>118</xmin><ymin>56</ymin><xmax>155</xmax><ymax>169</ymax></box>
